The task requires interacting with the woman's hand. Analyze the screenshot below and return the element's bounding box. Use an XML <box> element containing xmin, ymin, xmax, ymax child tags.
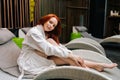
<box><xmin>68</xmin><ymin>53</ymin><xmax>87</xmax><ymax>68</ymax></box>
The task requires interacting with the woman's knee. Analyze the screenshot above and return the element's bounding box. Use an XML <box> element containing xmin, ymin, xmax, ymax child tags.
<box><xmin>47</xmin><ymin>38</ymin><xmax>54</xmax><ymax>42</ymax></box>
<box><xmin>47</xmin><ymin>38</ymin><xmax>58</xmax><ymax>46</ymax></box>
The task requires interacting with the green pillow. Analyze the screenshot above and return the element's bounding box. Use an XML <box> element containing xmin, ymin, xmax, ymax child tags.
<box><xmin>12</xmin><ymin>37</ymin><xmax>24</xmax><ymax>49</ymax></box>
<box><xmin>70</xmin><ymin>32</ymin><xmax>82</xmax><ymax>40</ymax></box>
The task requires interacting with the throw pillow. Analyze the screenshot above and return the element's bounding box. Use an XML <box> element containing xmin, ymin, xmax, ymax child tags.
<box><xmin>12</xmin><ymin>37</ymin><xmax>24</xmax><ymax>49</ymax></box>
<box><xmin>70</xmin><ymin>32</ymin><xmax>82</xmax><ymax>40</ymax></box>
<box><xmin>0</xmin><ymin>28</ymin><xmax>15</xmax><ymax>44</ymax></box>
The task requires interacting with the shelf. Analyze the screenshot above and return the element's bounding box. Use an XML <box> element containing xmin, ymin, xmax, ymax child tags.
<box><xmin>109</xmin><ymin>4</ymin><xmax>120</xmax><ymax>7</ymax></box>
<box><xmin>60</xmin><ymin>17</ymin><xmax>66</xmax><ymax>20</ymax></box>
<box><xmin>108</xmin><ymin>15</ymin><xmax>120</xmax><ymax>19</ymax></box>
<box><xmin>67</xmin><ymin>6</ymin><xmax>89</xmax><ymax>10</ymax></box>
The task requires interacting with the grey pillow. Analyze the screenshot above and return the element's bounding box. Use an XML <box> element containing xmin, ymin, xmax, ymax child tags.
<box><xmin>75</xmin><ymin>26</ymin><xmax>87</xmax><ymax>32</ymax></box>
<box><xmin>0</xmin><ymin>28</ymin><xmax>15</xmax><ymax>44</ymax></box>
<box><xmin>21</xmin><ymin>27</ymin><xmax>31</xmax><ymax>34</ymax></box>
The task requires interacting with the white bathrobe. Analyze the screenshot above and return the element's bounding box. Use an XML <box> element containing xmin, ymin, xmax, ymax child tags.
<box><xmin>17</xmin><ymin>25</ymin><xmax>72</xmax><ymax>75</ymax></box>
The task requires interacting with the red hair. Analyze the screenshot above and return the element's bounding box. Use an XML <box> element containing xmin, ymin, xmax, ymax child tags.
<box><xmin>37</xmin><ymin>14</ymin><xmax>62</xmax><ymax>44</ymax></box>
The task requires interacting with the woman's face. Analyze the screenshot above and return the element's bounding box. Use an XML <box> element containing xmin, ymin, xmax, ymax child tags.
<box><xmin>43</xmin><ymin>17</ymin><xmax>58</xmax><ymax>32</ymax></box>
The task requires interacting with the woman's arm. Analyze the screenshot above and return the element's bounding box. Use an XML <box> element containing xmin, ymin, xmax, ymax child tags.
<box><xmin>67</xmin><ymin>53</ymin><xmax>87</xmax><ymax>67</ymax></box>
<box><xmin>28</xmin><ymin>28</ymin><xmax>71</xmax><ymax>58</ymax></box>
<box><xmin>46</xmin><ymin>38</ymin><xmax>86</xmax><ymax>67</ymax></box>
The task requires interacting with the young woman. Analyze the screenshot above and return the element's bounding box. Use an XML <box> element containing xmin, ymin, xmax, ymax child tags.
<box><xmin>17</xmin><ymin>14</ymin><xmax>117</xmax><ymax>77</ymax></box>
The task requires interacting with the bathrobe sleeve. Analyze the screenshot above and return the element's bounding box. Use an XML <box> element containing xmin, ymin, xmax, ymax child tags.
<box><xmin>27</xmin><ymin>27</ymin><xmax>72</xmax><ymax>58</ymax></box>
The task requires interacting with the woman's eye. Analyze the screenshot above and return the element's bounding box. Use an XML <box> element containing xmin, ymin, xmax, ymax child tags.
<box><xmin>49</xmin><ymin>21</ymin><xmax>56</xmax><ymax>27</ymax></box>
<box><xmin>49</xmin><ymin>21</ymin><xmax>53</xmax><ymax>24</ymax></box>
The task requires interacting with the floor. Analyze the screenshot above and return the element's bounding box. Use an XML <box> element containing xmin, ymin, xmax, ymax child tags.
<box><xmin>103</xmin><ymin>44</ymin><xmax>120</xmax><ymax>69</ymax></box>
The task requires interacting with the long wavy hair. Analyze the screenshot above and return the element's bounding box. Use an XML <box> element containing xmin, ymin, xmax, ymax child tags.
<box><xmin>37</xmin><ymin>14</ymin><xmax>62</xmax><ymax>44</ymax></box>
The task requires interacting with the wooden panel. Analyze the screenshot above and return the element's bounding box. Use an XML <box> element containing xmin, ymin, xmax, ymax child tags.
<box><xmin>10</xmin><ymin>0</ymin><xmax>13</xmax><ymax>28</ymax></box>
<box><xmin>3</xmin><ymin>0</ymin><xmax>7</xmax><ymax>27</ymax></box>
<box><xmin>20</xmin><ymin>0</ymin><xmax>23</xmax><ymax>28</ymax></box>
<box><xmin>14</xmin><ymin>0</ymin><xmax>19</xmax><ymax>28</ymax></box>
<box><xmin>24</xmin><ymin>0</ymin><xmax>30</xmax><ymax>27</ymax></box>
<box><xmin>7</xmin><ymin>0</ymin><xmax>10</xmax><ymax>28</ymax></box>
<box><xmin>0</xmin><ymin>0</ymin><xmax>73</xmax><ymax>42</ymax></box>
<box><xmin>0</xmin><ymin>0</ymin><xmax>1</xmax><ymax>27</ymax></box>
<box><xmin>66</xmin><ymin>0</ymin><xmax>90</xmax><ymax>42</ymax></box>
<box><xmin>34</xmin><ymin>0</ymin><xmax>41</xmax><ymax>25</ymax></box>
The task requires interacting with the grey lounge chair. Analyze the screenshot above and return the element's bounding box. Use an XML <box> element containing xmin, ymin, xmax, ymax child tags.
<box><xmin>0</xmin><ymin>28</ymin><xmax>34</xmax><ymax>80</ymax></box>
<box><xmin>0</xmin><ymin>28</ymin><xmax>106</xmax><ymax>80</ymax></box>
<box><xmin>1</xmin><ymin>28</ymin><xmax>120</xmax><ymax>80</ymax></box>
<box><xmin>34</xmin><ymin>66</ymin><xmax>111</xmax><ymax>80</ymax></box>
<box><xmin>34</xmin><ymin>49</ymin><xmax>120</xmax><ymax>80</ymax></box>
<box><xmin>65</xmin><ymin>26</ymin><xmax>119</xmax><ymax>56</ymax></box>
<box><xmin>75</xmin><ymin>26</ymin><xmax>120</xmax><ymax>44</ymax></box>
<box><xmin>65</xmin><ymin>38</ymin><xmax>106</xmax><ymax>56</ymax></box>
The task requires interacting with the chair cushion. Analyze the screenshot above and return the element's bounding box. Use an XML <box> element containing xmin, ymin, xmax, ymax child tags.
<box><xmin>0</xmin><ymin>40</ymin><xmax>21</xmax><ymax>68</ymax></box>
<box><xmin>0</xmin><ymin>28</ymin><xmax>15</xmax><ymax>44</ymax></box>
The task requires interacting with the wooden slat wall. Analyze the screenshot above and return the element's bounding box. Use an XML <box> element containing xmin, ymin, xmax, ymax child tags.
<box><xmin>0</xmin><ymin>0</ymin><xmax>67</xmax><ymax>42</ymax></box>
<box><xmin>0</xmin><ymin>0</ymin><xmax>89</xmax><ymax>43</ymax></box>
<box><xmin>0</xmin><ymin>0</ymin><xmax>1</xmax><ymax>27</ymax></box>
<box><xmin>0</xmin><ymin>0</ymin><xmax>29</xmax><ymax>29</ymax></box>
<box><xmin>66</xmin><ymin>0</ymin><xmax>90</xmax><ymax>42</ymax></box>
<box><xmin>24</xmin><ymin>0</ymin><xmax>30</xmax><ymax>27</ymax></box>
<box><xmin>34</xmin><ymin>0</ymin><xmax>41</xmax><ymax>25</ymax></box>
<box><xmin>0</xmin><ymin>0</ymin><xmax>67</xmax><ymax>27</ymax></box>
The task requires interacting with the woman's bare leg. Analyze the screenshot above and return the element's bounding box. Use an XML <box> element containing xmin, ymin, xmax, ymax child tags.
<box><xmin>47</xmin><ymin>38</ymin><xmax>73</xmax><ymax>65</ymax></box>
<box><xmin>48</xmin><ymin>56</ymin><xmax>69</xmax><ymax>65</ymax></box>
<box><xmin>49</xmin><ymin>56</ymin><xmax>117</xmax><ymax>71</ymax></box>
<box><xmin>84</xmin><ymin>60</ymin><xmax>118</xmax><ymax>71</ymax></box>
<box><xmin>47</xmin><ymin>38</ymin><xmax>59</xmax><ymax>46</ymax></box>
<box><xmin>48</xmin><ymin>56</ymin><xmax>77</xmax><ymax>66</ymax></box>
<box><xmin>46</xmin><ymin>38</ymin><xmax>118</xmax><ymax>71</ymax></box>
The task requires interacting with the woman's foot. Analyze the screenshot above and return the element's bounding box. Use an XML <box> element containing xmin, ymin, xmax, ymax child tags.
<box><xmin>93</xmin><ymin>63</ymin><xmax>118</xmax><ymax>72</ymax></box>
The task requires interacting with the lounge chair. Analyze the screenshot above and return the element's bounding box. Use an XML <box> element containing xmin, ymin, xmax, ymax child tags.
<box><xmin>0</xmin><ymin>28</ymin><xmax>33</xmax><ymax>80</ymax></box>
<box><xmin>34</xmin><ymin>66</ymin><xmax>111</xmax><ymax>80</ymax></box>
<box><xmin>65</xmin><ymin>26</ymin><xmax>120</xmax><ymax>56</ymax></box>
<box><xmin>0</xmin><ymin>28</ymin><xmax>120</xmax><ymax>80</ymax></box>
<box><xmin>75</xmin><ymin>26</ymin><xmax>120</xmax><ymax>44</ymax></box>
<box><xmin>65</xmin><ymin>38</ymin><xmax>106</xmax><ymax>56</ymax></box>
<box><xmin>34</xmin><ymin>49</ymin><xmax>120</xmax><ymax>80</ymax></box>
